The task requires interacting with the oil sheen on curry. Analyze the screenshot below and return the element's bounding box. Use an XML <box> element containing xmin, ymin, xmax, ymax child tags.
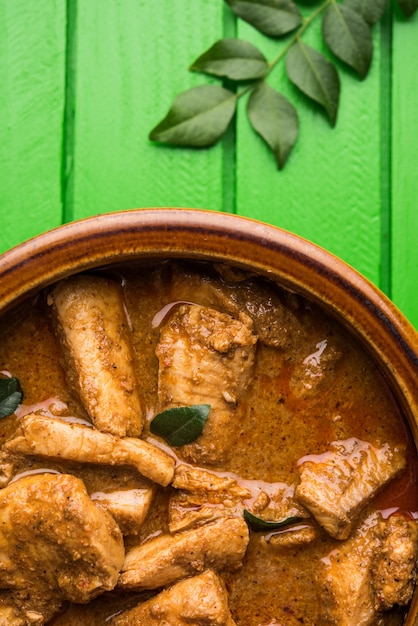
<box><xmin>0</xmin><ymin>260</ymin><xmax>416</xmax><ymax>626</ymax></box>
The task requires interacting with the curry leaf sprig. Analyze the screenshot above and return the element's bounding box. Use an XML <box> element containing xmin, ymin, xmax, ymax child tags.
<box><xmin>149</xmin><ymin>0</ymin><xmax>417</xmax><ymax>170</ymax></box>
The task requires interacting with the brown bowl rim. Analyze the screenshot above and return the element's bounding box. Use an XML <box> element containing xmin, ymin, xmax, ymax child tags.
<box><xmin>0</xmin><ymin>208</ymin><xmax>416</xmax><ymax>417</ymax></box>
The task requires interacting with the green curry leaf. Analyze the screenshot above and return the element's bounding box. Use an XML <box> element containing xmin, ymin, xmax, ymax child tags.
<box><xmin>149</xmin><ymin>85</ymin><xmax>236</xmax><ymax>148</ymax></box>
<box><xmin>244</xmin><ymin>509</ymin><xmax>304</xmax><ymax>531</ymax></box>
<box><xmin>150</xmin><ymin>404</ymin><xmax>211</xmax><ymax>446</ymax></box>
<box><xmin>345</xmin><ymin>0</ymin><xmax>388</xmax><ymax>26</ymax></box>
<box><xmin>322</xmin><ymin>4</ymin><xmax>373</xmax><ymax>79</ymax></box>
<box><xmin>286</xmin><ymin>40</ymin><xmax>340</xmax><ymax>126</ymax></box>
<box><xmin>0</xmin><ymin>377</ymin><xmax>23</xmax><ymax>419</ymax></box>
<box><xmin>247</xmin><ymin>81</ymin><xmax>298</xmax><ymax>169</ymax></box>
<box><xmin>225</xmin><ymin>0</ymin><xmax>303</xmax><ymax>38</ymax></box>
<box><xmin>190</xmin><ymin>38</ymin><xmax>268</xmax><ymax>81</ymax></box>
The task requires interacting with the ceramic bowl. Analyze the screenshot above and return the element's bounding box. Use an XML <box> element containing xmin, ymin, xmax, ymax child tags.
<box><xmin>0</xmin><ymin>208</ymin><xmax>417</xmax><ymax>622</ymax></box>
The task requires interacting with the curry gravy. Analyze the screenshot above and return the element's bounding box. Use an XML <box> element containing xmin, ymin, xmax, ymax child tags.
<box><xmin>0</xmin><ymin>261</ymin><xmax>416</xmax><ymax>625</ymax></box>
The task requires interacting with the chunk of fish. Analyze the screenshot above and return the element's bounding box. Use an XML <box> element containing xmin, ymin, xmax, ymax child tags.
<box><xmin>4</xmin><ymin>414</ymin><xmax>175</xmax><ymax>487</ymax></box>
<box><xmin>0</xmin><ymin>602</ymin><xmax>23</xmax><ymax>626</ymax></box>
<box><xmin>0</xmin><ymin>587</ymin><xmax>58</xmax><ymax>626</ymax></box>
<box><xmin>110</xmin><ymin>570</ymin><xmax>237</xmax><ymax>625</ymax></box>
<box><xmin>0</xmin><ymin>441</ymin><xmax>156</xmax><ymax>536</ymax></box>
<box><xmin>264</xmin><ymin>523</ymin><xmax>317</xmax><ymax>549</ymax></box>
<box><xmin>319</xmin><ymin>513</ymin><xmax>382</xmax><ymax>626</ymax></box>
<box><xmin>0</xmin><ymin>473</ymin><xmax>124</xmax><ymax>620</ymax></box>
<box><xmin>91</xmin><ymin>487</ymin><xmax>155</xmax><ymax>536</ymax></box>
<box><xmin>156</xmin><ymin>304</ymin><xmax>257</xmax><ymax>464</ymax></box>
<box><xmin>50</xmin><ymin>275</ymin><xmax>143</xmax><ymax>437</ymax></box>
<box><xmin>165</xmin><ymin>260</ymin><xmax>305</xmax><ymax>349</ymax></box>
<box><xmin>372</xmin><ymin>514</ymin><xmax>418</xmax><ymax>610</ymax></box>
<box><xmin>319</xmin><ymin>512</ymin><xmax>418</xmax><ymax>625</ymax></box>
<box><xmin>118</xmin><ymin>517</ymin><xmax>249</xmax><ymax>590</ymax></box>
<box><xmin>170</xmin><ymin>464</ymin><xmax>311</xmax><ymax>538</ymax></box>
<box><xmin>0</xmin><ymin>451</ymin><xmax>14</xmax><ymax>488</ymax></box>
<box><xmin>295</xmin><ymin>438</ymin><xmax>406</xmax><ymax>539</ymax></box>
<box><xmin>172</xmin><ymin>464</ymin><xmax>251</xmax><ymax>498</ymax></box>
<box><xmin>170</xmin><ymin>464</ymin><xmax>251</xmax><ymax>532</ymax></box>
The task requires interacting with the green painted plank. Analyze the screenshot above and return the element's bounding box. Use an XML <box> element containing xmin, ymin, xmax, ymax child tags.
<box><xmin>0</xmin><ymin>0</ymin><xmax>66</xmax><ymax>253</ymax></box>
<box><xmin>391</xmin><ymin>11</ymin><xmax>418</xmax><ymax>330</ymax></box>
<box><xmin>70</xmin><ymin>0</ymin><xmax>226</xmax><ymax>222</ymax></box>
<box><xmin>234</xmin><ymin>15</ymin><xmax>386</xmax><ymax>287</ymax></box>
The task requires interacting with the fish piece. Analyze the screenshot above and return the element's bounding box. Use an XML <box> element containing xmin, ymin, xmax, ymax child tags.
<box><xmin>0</xmin><ymin>443</ymin><xmax>156</xmax><ymax>535</ymax></box>
<box><xmin>156</xmin><ymin>304</ymin><xmax>257</xmax><ymax>464</ymax></box>
<box><xmin>110</xmin><ymin>570</ymin><xmax>237</xmax><ymax>625</ymax></box>
<box><xmin>319</xmin><ymin>512</ymin><xmax>418</xmax><ymax>625</ymax></box>
<box><xmin>0</xmin><ymin>451</ymin><xmax>14</xmax><ymax>488</ymax></box>
<box><xmin>50</xmin><ymin>275</ymin><xmax>143</xmax><ymax>437</ymax></box>
<box><xmin>4</xmin><ymin>414</ymin><xmax>175</xmax><ymax>487</ymax></box>
<box><xmin>0</xmin><ymin>602</ymin><xmax>23</xmax><ymax>626</ymax></box>
<box><xmin>172</xmin><ymin>464</ymin><xmax>251</xmax><ymax>498</ymax></box>
<box><xmin>319</xmin><ymin>513</ymin><xmax>382</xmax><ymax>626</ymax></box>
<box><xmin>0</xmin><ymin>608</ymin><xmax>24</xmax><ymax>626</ymax></box>
<box><xmin>168</xmin><ymin>499</ymin><xmax>236</xmax><ymax>534</ymax></box>
<box><xmin>0</xmin><ymin>473</ymin><xmax>124</xmax><ymax>621</ymax></box>
<box><xmin>295</xmin><ymin>438</ymin><xmax>406</xmax><ymax>539</ymax></box>
<box><xmin>265</xmin><ymin>523</ymin><xmax>318</xmax><ymax>549</ymax></box>
<box><xmin>170</xmin><ymin>464</ymin><xmax>311</xmax><ymax>536</ymax></box>
<box><xmin>165</xmin><ymin>260</ymin><xmax>305</xmax><ymax>349</ymax></box>
<box><xmin>372</xmin><ymin>514</ymin><xmax>418</xmax><ymax>610</ymax></box>
<box><xmin>118</xmin><ymin>517</ymin><xmax>249</xmax><ymax>590</ymax></box>
<box><xmin>91</xmin><ymin>487</ymin><xmax>155</xmax><ymax>536</ymax></box>
<box><xmin>170</xmin><ymin>465</ymin><xmax>251</xmax><ymax>532</ymax></box>
<box><xmin>0</xmin><ymin>589</ymin><xmax>63</xmax><ymax>626</ymax></box>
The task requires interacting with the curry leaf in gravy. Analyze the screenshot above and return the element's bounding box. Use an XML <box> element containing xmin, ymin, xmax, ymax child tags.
<box><xmin>244</xmin><ymin>509</ymin><xmax>304</xmax><ymax>532</ymax></box>
<box><xmin>150</xmin><ymin>404</ymin><xmax>211</xmax><ymax>446</ymax></box>
<box><xmin>0</xmin><ymin>377</ymin><xmax>23</xmax><ymax>419</ymax></box>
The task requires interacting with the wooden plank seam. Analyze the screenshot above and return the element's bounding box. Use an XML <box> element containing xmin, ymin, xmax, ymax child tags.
<box><xmin>61</xmin><ymin>0</ymin><xmax>77</xmax><ymax>226</ymax></box>
<box><xmin>380</xmin><ymin>8</ymin><xmax>393</xmax><ymax>300</ymax></box>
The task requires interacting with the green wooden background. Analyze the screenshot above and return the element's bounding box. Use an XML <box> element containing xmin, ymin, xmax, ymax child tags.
<box><xmin>1</xmin><ymin>1</ymin><xmax>417</xmax><ymax>329</ymax></box>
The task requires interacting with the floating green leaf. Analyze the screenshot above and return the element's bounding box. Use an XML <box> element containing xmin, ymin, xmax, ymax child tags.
<box><xmin>150</xmin><ymin>404</ymin><xmax>211</xmax><ymax>446</ymax></box>
<box><xmin>322</xmin><ymin>4</ymin><xmax>373</xmax><ymax>79</ymax></box>
<box><xmin>190</xmin><ymin>38</ymin><xmax>268</xmax><ymax>81</ymax></box>
<box><xmin>397</xmin><ymin>0</ymin><xmax>418</xmax><ymax>16</ymax></box>
<box><xmin>149</xmin><ymin>85</ymin><xmax>236</xmax><ymax>147</ymax></box>
<box><xmin>244</xmin><ymin>509</ymin><xmax>304</xmax><ymax>531</ymax></box>
<box><xmin>286</xmin><ymin>40</ymin><xmax>340</xmax><ymax>126</ymax></box>
<box><xmin>0</xmin><ymin>377</ymin><xmax>23</xmax><ymax>419</ymax></box>
<box><xmin>247</xmin><ymin>81</ymin><xmax>298</xmax><ymax>169</ymax></box>
<box><xmin>225</xmin><ymin>0</ymin><xmax>302</xmax><ymax>37</ymax></box>
<box><xmin>345</xmin><ymin>0</ymin><xmax>388</xmax><ymax>26</ymax></box>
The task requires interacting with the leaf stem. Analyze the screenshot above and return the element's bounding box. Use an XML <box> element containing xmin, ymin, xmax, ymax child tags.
<box><xmin>235</xmin><ymin>82</ymin><xmax>256</xmax><ymax>101</ymax></box>
<box><xmin>234</xmin><ymin>0</ymin><xmax>333</xmax><ymax>103</ymax></box>
<box><xmin>267</xmin><ymin>0</ymin><xmax>333</xmax><ymax>74</ymax></box>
